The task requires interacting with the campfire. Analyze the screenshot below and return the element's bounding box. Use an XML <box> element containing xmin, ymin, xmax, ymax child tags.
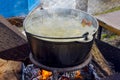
<box><xmin>22</xmin><ymin>5</ymin><xmax>114</xmax><ymax>80</ymax></box>
<box><xmin>23</xmin><ymin>63</ymin><xmax>101</xmax><ymax>80</ymax></box>
<box><xmin>0</xmin><ymin>3</ymin><xmax>116</xmax><ymax>80</ymax></box>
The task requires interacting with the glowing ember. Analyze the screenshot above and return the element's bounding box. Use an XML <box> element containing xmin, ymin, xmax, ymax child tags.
<box><xmin>60</xmin><ymin>76</ymin><xmax>70</xmax><ymax>80</ymax></box>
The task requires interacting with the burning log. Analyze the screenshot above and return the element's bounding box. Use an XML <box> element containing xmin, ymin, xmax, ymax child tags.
<box><xmin>91</xmin><ymin>43</ymin><xmax>114</xmax><ymax>78</ymax></box>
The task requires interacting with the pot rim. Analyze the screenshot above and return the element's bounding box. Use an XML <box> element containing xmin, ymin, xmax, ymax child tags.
<box><xmin>26</xmin><ymin>32</ymin><xmax>94</xmax><ymax>42</ymax></box>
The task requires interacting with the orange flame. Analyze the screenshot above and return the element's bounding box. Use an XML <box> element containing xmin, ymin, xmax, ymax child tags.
<box><xmin>75</xmin><ymin>70</ymin><xmax>83</xmax><ymax>80</ymax></box>
<box><xmin>38</xmin><ymin>70</ymin><xmax>83</xmax><ymax>80</ymax></box>
<box><xmin>38</xmin><ymin>70</ymin><xmax>52</xmax><ymax>80</ymax></box>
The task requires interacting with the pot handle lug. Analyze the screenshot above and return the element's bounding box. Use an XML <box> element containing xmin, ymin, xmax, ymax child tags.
<box><xmin>82</xmin><ymin>32</ymin><xmax>89</xmax><ymax>40</ymax></box>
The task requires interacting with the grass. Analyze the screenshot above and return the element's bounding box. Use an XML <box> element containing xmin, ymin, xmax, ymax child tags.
<box><xmin>95</xmin><ymin>6</ymin><xmax>120</xmax><ymax>15</ymax></box>
<box><xmin>102</xmin><ymin>33</ymin><xmax>117</xmax><ymax>40</ymax></box>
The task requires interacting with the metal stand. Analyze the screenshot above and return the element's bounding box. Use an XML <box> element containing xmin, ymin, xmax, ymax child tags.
<box><xmin>97</xmin><ymin>26</ymin><xmax>103</xmax><ymax>40</ymax></box>
<box><xmin>29</xmin><ymin>53</ymin><xmax>92</xmax><ymax>80</ymax></box>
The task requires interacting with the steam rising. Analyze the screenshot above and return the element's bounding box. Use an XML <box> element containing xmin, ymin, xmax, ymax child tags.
<box><xmin>41</xmin><ymin>0</ymin><xmax>76</xmax><ymax>9</ymax></box>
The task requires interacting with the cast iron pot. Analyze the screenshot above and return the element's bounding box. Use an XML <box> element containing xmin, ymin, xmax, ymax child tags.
<box><xmin>24</xmin><ymin>8</ymin><xmax>98</xmax><ymax>68</ymax></box>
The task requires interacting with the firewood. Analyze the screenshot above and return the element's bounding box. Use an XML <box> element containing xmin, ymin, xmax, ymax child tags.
<box><xmin>91</xmin><ymin>43</ymin><xmax>114</xmax><ymax>78</ymax></box>
<box><xmin>0</xmin><ymin>59</ymin><xmax>22</xmax><ymax>80</ymax></box>
<box><xmin>0</xmin><ymin>16</ymin><xmax>30</xmax><ymax>61</ymax></box>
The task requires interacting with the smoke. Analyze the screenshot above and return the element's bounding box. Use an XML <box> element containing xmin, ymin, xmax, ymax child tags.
<box><xmin>41</xmin><ymin>0</ymin><xmax>76</xmax><ymax>9</ymax></box>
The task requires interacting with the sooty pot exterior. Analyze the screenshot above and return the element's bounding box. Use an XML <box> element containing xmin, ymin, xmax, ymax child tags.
<box><xmin>27</xmin><ymin>33</ymin><xmax>93</xmax><ymax>68</ymax></box>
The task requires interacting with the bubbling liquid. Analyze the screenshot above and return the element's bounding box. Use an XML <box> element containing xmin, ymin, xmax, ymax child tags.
<box><xmin>26</xmin><ymin>16</ymin><xmax>95</xmax><ymax>39</ymax></box>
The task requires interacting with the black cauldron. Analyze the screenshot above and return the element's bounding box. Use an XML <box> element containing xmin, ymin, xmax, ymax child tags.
<box><xmin>24</xmin><ymin>8</ymin><xmax>98</xmax><ymax>68</ymax></box>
